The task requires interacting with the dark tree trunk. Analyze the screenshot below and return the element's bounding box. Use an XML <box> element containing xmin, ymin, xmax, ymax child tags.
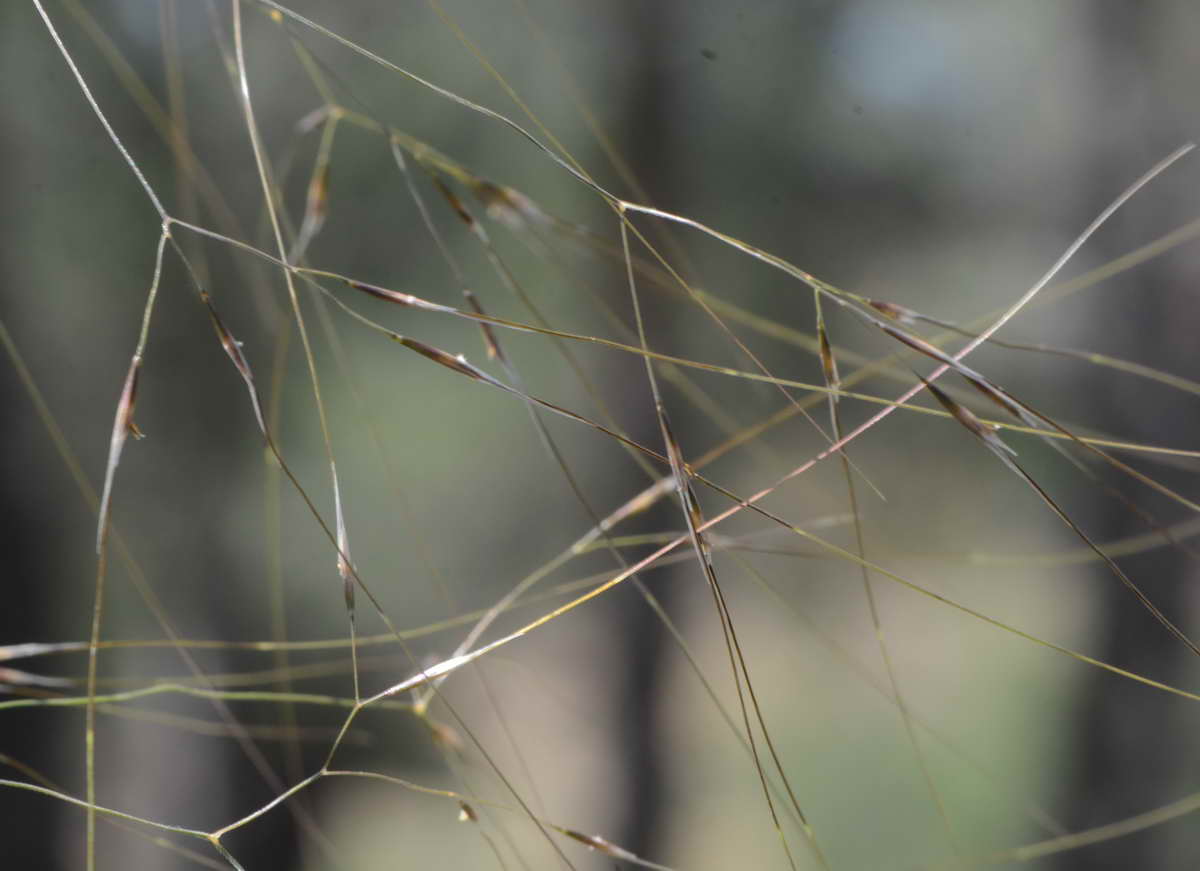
<box><xmin>1055</xmin><ymin>11</ymin><xmax>1200</xmax><ymax>869</ymax></box>
<box><xmin>608</xmin><ymin>0</ymin><xmax>686</xmax><ymax>859</ymax></box>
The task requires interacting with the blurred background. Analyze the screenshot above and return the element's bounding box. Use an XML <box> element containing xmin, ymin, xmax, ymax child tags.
<box><xmin>3</xmin><ymin>1</ymin><xmax>1200</xmax><ymax>868</ymax></box>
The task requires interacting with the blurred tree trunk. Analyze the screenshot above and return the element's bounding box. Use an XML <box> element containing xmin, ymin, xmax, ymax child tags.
<box><xmin>1055</xmin><ymin>10</ymin><xmax>1200</xmax><ymax>868</ymax></box>
<box><xmin>0</xmin><ymin>372</ymin><xmax>61</xmax><ymax>866</ymax></box>
<box><xmin>1055</xmin><ymin>256</ymin><xmax>1200</xmax><ymax>870</ymax></box>
<box><xmin>608</xmin><ymin>0</ymin><xmax>684</xmax><ymax>860</ymax></box>
<box><xmin>1055</xmin><ymin>262</ymin><xmax>1200</xmax><ymax>871</ymax></box>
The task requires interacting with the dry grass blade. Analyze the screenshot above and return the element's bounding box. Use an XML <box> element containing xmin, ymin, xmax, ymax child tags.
<box><xmin>619</xmin><ymin>211</ymin><xmax>820</xmax><ymax>871</ymax></box>
<box><xmin>380</xmin><ymin>330</ymin><xmax>672</xmax><ymax>473</ymax></box>
<box><xmin>315</xmin><ymin>266</ymin><xmax>1200</xmax><ymax>757</ymax></box>
<box><xmin>287</xmin><ymin>123</ymin><xmax>333</xmax><ymax>264</ymax></box>
<box><xmin>197</xmin><ymin>272</ymin><xmax>565</xmax><ymax>860</ymax></box>
<box><xmin>424</xmin><ymin>164</ymin><xmax>661</xmax><ymax>482</ymax></box>
<box><xmin>901</xmin><ymin>341</ymin><xmax>1200</xmax><ymax>559</ymax></box>
<box><xmin>0</xmin><ymin>757</ymin><xmax>227</xmax><ymax>870</ymax></box>
<box><xmin>357</xmin><ymin>315</ymin><xmax>1200</xmax><ymax>714</ymax></box>
<box><xmin>229</xmin><ymin>260</ymin><xmax>1191</xmax><ymax>464</ymax></box>
<box><xmin>663</xmin><ymin>409</ymin><xmax>820</xmax><ymax>871</ymax></box>
<box><xmin>21</xmin><ymin>1</ymin><xmax>1200</xmax><ymax>866</ymax></box>
<box><xmin>818</xmin><ymin>296</ymin><xmax>959</xmax><ymax>855</ymax></box>
<box><xmin>87</xmin><ymin>223</ymin><xmax>169</xmax><ymax>871</ymax></box>
<box><xmin>918</xmin><ymin>375</ymin><xmax>1200</xmax><ymax>660</ymax></box>
<box><xmin>336</xmin><ymin>263</ymin><xmax>1074</xmax><ymax>461</ymax></box>
<box><xmin>449</xmin><ymin>261</ymin><xmax>817</xmax><ymax>834</ymax></box>
<box><xmin>955</xmin><ymin>789</ymin><xmax>1200</xmax><ymax>867</ymax></box>
<box><xmin>30</xmin><ymin>0</ymin><xmax>167</xmax><ymax>220</ymax></box>
<box><xmin>972</xmin><ymin>371</ymin><xmax>1200</xmax><ymax>563</ymax></box>
<box><xmin>841</xmin><ymin>299</ymin><xmax>1200</xmax><ymax>518</ymax></box>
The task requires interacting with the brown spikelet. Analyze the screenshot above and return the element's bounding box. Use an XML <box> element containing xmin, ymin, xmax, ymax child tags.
<box><xmin>962</xmin><ymin>372</ymin><xmax>1025</xmax><ymax>419</ymax></box>
<box><xmin>426</xmin><ymin>718</ymin><xmax>464</xmax><ymax>753</ymax></box>
<box><xmin>470</xmin><ymin>179</ymin><xmax>547</xmax><ymax>230</ymax></box>
<box><xmin>430</xmin><ymin>176</ymin><xmax>475</xmax><ymax>227</ymax></box>
<box><xmin>867</xmin><ymin>298</ymin><xmax>919</xmax><ymax>325</ymax></box>
<box><xmin>295</xmin><ymin>105</ymin><xmax>329</xmax><ymax>135</ymax></box>
<box><xmin>201</xmin><ymin>293</ymin><xmax>267</xmax><ymax>437</ymax></box>
<box><xmin>918</xmin><ymin>378</ymin><xmax>1200</xmax><ymax>662</ymax></box>
<box><xmin>333</xmin><ymin>472</ymin><xmax>354</xmax><ymax>621</ymax></box>
<box><xmin>118</xmin><ymin>357</ymin><xmax>143</xmax><ymax>440</ymax></box>
<box><xmin>97</xmin><ymin>354</ymin><xmax>144</xmax><ymax>552</ymax></box>
<box><xmin>394</xmin><ymin>336</ymin><xmax>493</xmax><ymax>383</ymax></box>
<box><xmin>462</xmin><ymin>290</ymin><xmax>505</xmax><ymax>362</ymax></box>
<box><xmin>879</xmin><ymin>322</ymin><xmax>950</xmax><ymax>363</ymax></box>
<box><xmin>661</xmin><ymin>413</ymin><xmax>710</xmax><ymax>557</ymax></box>
<box><xmin>816</xmin><ymin>320</ymin><xmax>840</xmax><ymax>402</ymax></box>
<box><xmin>344</xmin><ymin>279</ymin><xmax>423</xmax><ymax>309</ymax></box>
<box><xmin>561</xmin><ymin>830</ymin><xmax>628</xmax><ymax>859</ymax></box>
<box><xmin>0</xmin><ymin>666</ymin><xmax>75</xmax><ymax>689</ymax></box>
<box><xmin>305</xmin><ymin>163</ymin><xmax>330</xmax><ymax>227</ymax></box>
<box><xmin>206</xmin><ymin>298</ymin><xmax>246</xmax><ymax>377</ymax></box>
<box><xmin>919</xmin><ymin>374</ymin><xmax>1017</xmax><ymax>458</ymax></box>
<box><xmin>874</xmin><ymin>316</ymin><xmax>1029</xmax><ymax>427</ymax></box>
<box><xmin>456</xmin><ymin>801</ymin><xmax>478</xmax><ymax>823</ymax></box>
